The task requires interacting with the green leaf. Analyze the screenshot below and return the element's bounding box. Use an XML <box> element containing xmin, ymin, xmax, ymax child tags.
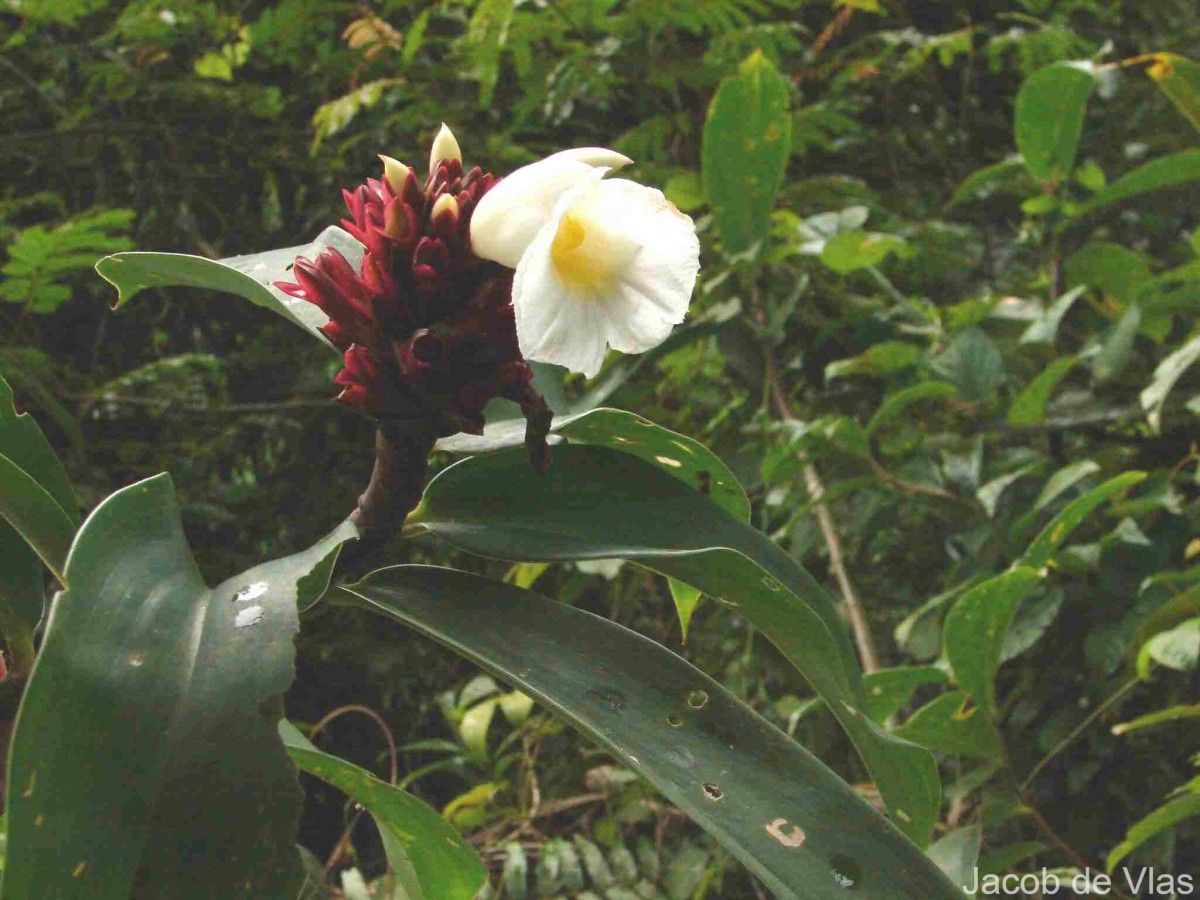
<box><xmin>1006</xmin><ymin>356</ymin><xmax>1078</xmax><ymax>427</ymax></box>
<box><xmin>1014</xmin><ymin>63</ymin><xmax>1095</xmax><ymax>183</ymax></box>
<box><xmin>932</xmin><ymin>328</ymin><xmax>1006</xmax><ymax>402</ymax></box>
<box><xmin>0</xmin><ymin>452</ymin><xmax>76</xmax><ymax>583</ymax></box>
<box><xmin>3</xmin><ymin>475</ymin><xmax>356</xmax><ymax>897</ymax></box>
<box><xmin>95</xmin><ymin>226</ymin><xmax>366</xmax><ymax>351</ymax></box>
<box><xmin>1092</xmin><ymin>305</ymin><xmax>1142</xmax><ymax>383</ymax></box>
<box><xmin>0</xmin><ymin>375</ymin><xmax>77</xmax><ymax>633</ymax></box>
<box><xmin>1065</xmin><ymin>243</ymin><xmax>1151</xmax><ymax>302</ymax></box>
<box><xmin>408</xmin><ymin>445</ymin><xmax>940</xmax><ymax>845</ymax></box>
<box><xmin>466</xmin><ymin>0</ymin><xmax>514</xmax><ymax>106</ymax></box>
<box><xmin>703</xmin><ymin>50</ymin><xmax>792</xmax><ymax>255</ymax></box>
<box><xmin>893</xmin><ymin>692</ymin><xmax>1003</xmax><ymax>761</ymax></box>
<box><xmin>862</xmin><ymin>667</ymin><xmax>950</xmax><ymax>722</ymax></box>
<box><xmin>1022</xmin><ymin>472</ymin><xmax>1147</xmax><ymax>569</ymax></box>
<box><xmin>820</xmin><ymin>231</ymin><xmax>909</xmax><ymax>274</ymax></box>
<box><xmin>1140</xmin><ymin>332</ymin><xmax>1200</xmax><ymax>432</ymax></box>
<box><xmin>1144</xmin><ymin>53</ymin><xmax>1200</xmax><ymax>133</ymax></box>
<box><xmin>866</xmin><ymin>382</ymin><xmax>959</xmax><ymax>435</ymax></box>
<box><xmin>977</xmin><ymin>463</ymin><xmax>1043</xmax><ymax>518</ymax></box>
<box><xmin>669</xmin><ymin>580</ymin><xmax>704</xmax><ymax>642</ymax></box>
<box><xmin>1081</xmin><ymin>150</ymin><xmax>1200</xmax><ymax>213</ymax></box>
<box><xmin>342</xmin><ymin>566</ymin><xmax>960</xmax><ymax>899</ymax></box>
<box><xmin>825</xmin><ymin>341</ymin><xmax>921</xmax><ymax>382</ymax></box>
<box><xmin>1107</xmin><ymin>784</ymin><xmax>1200</xmax><ymax>872</ymax></box>
<box><xmin>437</xmin><ymin>407</ymin><xmax>749</xmax><ymax>523</ymax></box>
<box><xmin>279</xmin><ymin>721</ymin><xmax>486</xmax><ymax>900</ymax></box>
<box><xmin>1140</xmin><ymin>618</ymin><xmax>1200</xmax><ymax>673</ymax></box>
<box><xmin>949</xmin><ymin>156</ymin><xmax>1029</xmax><ymax>206</ymax></box>
<box><xmin>1034</xmin><ymin>460</ymin><xmax>1100</xmax><ymax>511</ymax></box>
<box><xmin>943</xmin><ymin>568</ymin><xmax>1043</xmax><ymax>712</ymax></box>
<box><xmin>927</xmin><ymin>825</ymin><xmax>982</xmax><ymax>896</ymax></box>
<box><xmin>1020</xmin><ymin>286</ymin><xmax>1085</xmax><ymax>346</ymax></box>
<box><xmin>1112</xmin><ymin>704</ymin><xmax>1200</xmax><ymax>736</ymax></box>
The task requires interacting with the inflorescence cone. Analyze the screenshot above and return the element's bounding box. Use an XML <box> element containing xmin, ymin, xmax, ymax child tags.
<box><xmin>276</xmin><ymin>146</ymin><xmax>551</xmax><ymax>472</ymax></box>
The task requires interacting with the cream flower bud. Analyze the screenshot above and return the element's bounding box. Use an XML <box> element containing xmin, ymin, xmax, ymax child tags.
<box><xmin>379</xmin><ymin>155</ymin><xmax>412</xmax><ymax>195</ymax></box>
<box><xmin>428</xmin><ymin>123</ymin><xmax>462</xmax><ymax>172</ymax></box>
<box><xmin>469</xmin><ymin>148</ymin><xmax>632</xmax><ymax>269</ymax></box>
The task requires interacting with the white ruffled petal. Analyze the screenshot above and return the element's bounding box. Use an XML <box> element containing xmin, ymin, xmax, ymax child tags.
<box><xmin>513</xmin><ymin>223</ymin><xmax>610</xmax><ymax>377</ymax></box>
<box><xmin>470</xmin><ymin>147</ymin><xmax>629</xmax><ymax>268</ymax></box>
<box><xmin>509</xmin><ymin>176</ymin><xmax>699</xmax><ymax>378</ymax></box>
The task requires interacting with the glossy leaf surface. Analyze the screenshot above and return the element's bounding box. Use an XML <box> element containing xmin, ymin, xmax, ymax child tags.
<box><xmin>702</xmin><ymin>51</ymin><xmax>792</xmax><ymax>255</ymax></box>
<box><xmin>408</xmin><ymin>445</ymin><xmax>939</xmax><ymax>845</ymax></box>
<box><xmin>95</xmin><ymin>226</ymin><xmax>365</xmax><ymax>351</ymax></box>
<box><xmin>4</xmin><ymin>475</ymin><xmax>356</xmax><ymax>898</ymax></box>
<box><xmin>342</xmin><ymin>566</ymin><xmax>960</xmax><ymax>899</ymax></box>
<box><xmin>279</xmin><ymin>722</ymin><xmax>486</xmax><ymax>900</ymax></box>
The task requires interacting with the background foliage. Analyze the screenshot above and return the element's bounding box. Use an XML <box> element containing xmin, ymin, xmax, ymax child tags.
<box><xmin>2</xmin><ymin>0</ymin><xmax>1199</xmax><ymax>895</ymax></box>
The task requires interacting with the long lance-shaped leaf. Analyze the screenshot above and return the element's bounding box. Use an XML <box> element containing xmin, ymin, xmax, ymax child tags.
<box><xmin>4</xmin><ymin>474</ymin><xmax>356</xmax><ymax>898</ymax></box>
<box><xmin>340</xmin><ymin>566</ymin><xmax>961</xmax><ymax>899</ymax></box>
<box><xmin>436</xmin><ymin>407</ymin><xmax>748</xmax><ymax>520</ymax></box>
<box><xmin>279</xmin><ymin>721</ymin><xmax>486</xmax><ymax>900</ymax></box>
<box><xmin>406</xmin><ymin>445</ymin><xmax>940</xmax><ymax>846</ymax></box>
<box><xmin>95</xmin><ymin>226</ymin><xmax>366</xmax><ymax>351</ymax></box>
<box><xmin>0</xmin><ymin>451</ymin><xmax>75</xmax><ymax>583</ymax></box>
<box><xmin>0</xmin><ymin>374</ymin><xmax>78</xmax><ymax>635</ymax></box>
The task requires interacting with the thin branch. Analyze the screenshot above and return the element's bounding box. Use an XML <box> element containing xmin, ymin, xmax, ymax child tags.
<box><xmin>766</xmin><ymin>359</ymin><xmax>880</xmax><ymax>674</ymax></box>
<box><xmin>1021</xmin><ymin>679</ymin><xmax>1139</xmax><ymax>791</ymax></box>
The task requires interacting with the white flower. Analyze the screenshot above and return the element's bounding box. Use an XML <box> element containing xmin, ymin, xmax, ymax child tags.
<box><xmin>470</xmin><ymin>151</ymin><xmax>700</xmax><ymax>378</ymax></box>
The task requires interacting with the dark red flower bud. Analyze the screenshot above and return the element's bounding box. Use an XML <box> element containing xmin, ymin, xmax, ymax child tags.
<box><xmin>275</xmin><ymin>138</ymin><xmax>551</xmax><ymax>470</ymax></box>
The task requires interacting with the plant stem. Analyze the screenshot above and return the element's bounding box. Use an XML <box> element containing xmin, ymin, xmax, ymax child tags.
<box><xmin>766</xmin><ymin>358</ymin><xmax>880</xmax><ymax>673</ymax></box>
<box><xmin>1021</xmin><ymin>678</ymin><xmax>1139</xmax><ymax>790</ymax></box>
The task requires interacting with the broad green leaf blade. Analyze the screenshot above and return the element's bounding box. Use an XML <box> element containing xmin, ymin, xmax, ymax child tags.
<box><xmin>702</xmin><ymin>50</ymin><xmax>792</xmax><ymax>255</ymax></box>
<box><xmin>1140</xmin><ymin>332</ymin><xmax>1200</xmax><ymax>432</ymax></box>
<box><xmin>943</xmin><ymin>568</ymin><xmax>1042</xmax><ymax>712</ymax></box>
<box><xmin>343</xmin><ymin>566</ymin><xmax>961</xmax><ymax>900</ymax></box>
<box><xmin>1022</xmin><ymin>472</ymin><xmax>1147</xmax><ymax>569</ymax></box>
<box><xmin>1014</xmin><ymin>63</ymin><xmax>1095</xmax><ymax>183</ymax></box>
<box><xmin>278</xmin><ymin>722</ymin><xmax>486</xmax><ymax>900</ymax></box>
<box><xmin>437</xmin><ymin>407</ymin><xmax>749</xmax><ymax>522</ymax></box>
<box><xmin>1006</xmin><ymin>356</ymin><xmax>1078</xmax><ymax>427</ymax></box>
<box><xmin>408</xmin><ymin>445</ymin><xmax>939</xmax><ymax>845</ymax></box>
<box><xmin>0</xmin><ymin>375</ymin><xmax>76</xmax><ymax>517</ymax></box>
<box><xmin>95</xmin><ymin>226</ymin><xmax>365</xmax><ymax>351</ymax></box>
<box><xmin>1145</xmin><ymin>53</ymin><xmax>1200</xmax><ymax>133</ymax></box>
<box><xmin>893</xmin><ymin>692</ymin><xmax>1003</xmax><ymax>761</ymax></box>
<box><xmin>866</xmin><ymin>382</ymin><xmax>959</xmax><ymax>436</ymax></box>
<box><xmin>1081</xmin><ymin>150</ymin><xmax>1200</xmax><ymax>213</ymax></box>
<box><xmin>862</xmin><ymin>666</ymin><xmax>950</xmax><ymax>722</ymax></box>
<box><xmin>4</xmin><ymin>475</ymin><xmax>357</xmax><ymax>898</ymax></box>
<box><xmin>1093</xmin><ymin>306</ymin><xmax>1142</xmax><ymax>383</ymax></box>
<box><xmin>820</xmin><ymin>232</ymin><xmax>908</xmax><ymax>275</ymax></box>
<box><xmin>0</xmin><ymin>451</ymin><xmax>75</xmax><ymax>582</ymax></box>
<box><xmin>949</xmin><ymin>156</ymin><xmax>1029</xmax><ymax>206</ymax></box>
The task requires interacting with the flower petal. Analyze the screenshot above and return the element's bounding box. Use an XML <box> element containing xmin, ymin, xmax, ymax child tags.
<box><xmin>470</xmin><ymin>147</ymin><xmax>629</xmax><ymax>268</ymax></box>
<box><xmin>510</xmin><ymin>177</ymin><xmax>699</xmax><ymax>377</ymax></box>
<box><xmin>512</xmin><ymin>220</ymin><xmax>610</xmax><ymax>378</ymax></box>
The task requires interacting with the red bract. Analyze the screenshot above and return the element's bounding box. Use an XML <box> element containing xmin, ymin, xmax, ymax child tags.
<box><xmin>276</xmin><ymin>153</ymin><xmax>546</xmax><ymax>444</ymax></box>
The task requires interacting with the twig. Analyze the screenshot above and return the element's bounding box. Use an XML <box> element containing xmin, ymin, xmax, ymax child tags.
<box><xmin>308</xmin><ymin>703</ymin><xmax>399</xmax><ymax>785</ymax></box>
<box><xmin>766</xmin><ymin>359</ymin><xmax>880</xmax><ymax>674</ymax></box>
<box><xmin>865</xmin><ymin>455</ymin><xmax>973</xmax><ymax>505</ymax></box>
<box><xmin>1021</xmin><ymin>679</ymin><xmax>1139</xmax><ymax>791</ymax></box>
